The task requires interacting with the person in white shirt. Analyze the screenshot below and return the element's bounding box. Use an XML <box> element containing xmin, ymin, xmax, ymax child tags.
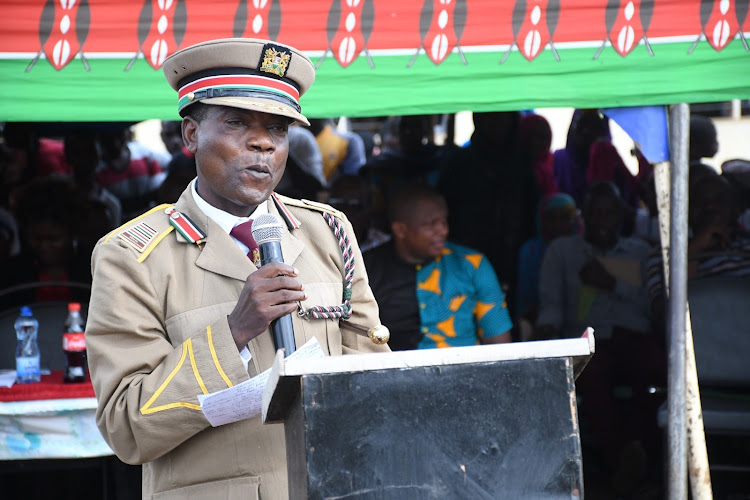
<box><xmin>536</xmin><ymin>181</ymin><xmax>665</xmax><ymax>495</ymax></box>
<box><xmin>535</xmin><ymin>181</ymin><xmax>651</xmax><ymax>340</ymax></box>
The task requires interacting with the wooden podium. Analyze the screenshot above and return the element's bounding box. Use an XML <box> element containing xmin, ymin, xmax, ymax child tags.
<box><xmin>263</xmin><ymin>331</ymin><xmax>595</xmax><ymax>500</ymax></box>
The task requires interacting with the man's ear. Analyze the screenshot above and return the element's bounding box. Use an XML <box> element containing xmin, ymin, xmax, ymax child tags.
<box><xmin>391</xmin><ymin>221</ymin><xmax>407</xmax><ymax>240</ymax></box>
<box><xmin>182</xmin><ymin>117</ymin><xmax>199</xmax><ymax>154</ymax></box>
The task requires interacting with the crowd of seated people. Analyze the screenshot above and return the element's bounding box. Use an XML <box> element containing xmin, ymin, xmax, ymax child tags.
<box><xmin>1</xmin><ymin>109</ymin><xmax>747</xmax><ymax>498</ymax></box>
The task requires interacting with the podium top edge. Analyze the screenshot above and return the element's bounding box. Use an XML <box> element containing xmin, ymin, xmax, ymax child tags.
<box><xmin>281</xmin><ymin>333</ymin><xmax>595</xmax><ymax>378</ymax></box>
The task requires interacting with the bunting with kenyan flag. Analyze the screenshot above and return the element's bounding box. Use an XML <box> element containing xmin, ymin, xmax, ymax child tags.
<box><xmin>0</xmin><ymin>0</ymin><xmax>748</xmax><ymax>121</ymax></box>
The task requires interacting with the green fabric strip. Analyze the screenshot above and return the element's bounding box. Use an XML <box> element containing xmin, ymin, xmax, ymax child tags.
<box><xmin>2</xmin><ymin>41</ymin><xmax>749</xmax><ymax>121</ymax></box>
<box><xmin>177</xmin><ymin>83</ymin><xmax>297</xmax><ymax>111</ymax></box>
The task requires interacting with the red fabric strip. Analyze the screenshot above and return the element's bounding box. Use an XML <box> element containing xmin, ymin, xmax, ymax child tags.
<box><xmin>178</xmin><ymin>74</ymin><xmax>300</xmax><ymax>102</ymax></box>
<box><xmin>172</xmin><ymin>213</ymin><xmax>203</xmax><ymax>242</ymax></box>
<box><xmin>0</xmin><ymin>371</ymin><xmax>95</xmax><ymax>402</ymax></box>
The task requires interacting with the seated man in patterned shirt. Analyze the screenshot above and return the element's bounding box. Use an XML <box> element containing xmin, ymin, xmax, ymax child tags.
<box><xmin>364</xmin><ymin>183</ymin><xmax>512</xmax><ymax>350</ymax></box>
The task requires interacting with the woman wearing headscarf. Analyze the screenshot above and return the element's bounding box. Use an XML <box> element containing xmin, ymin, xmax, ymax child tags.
<box><xmin>554</xmin><ymin>109</ymin><xmax>652</xmax><ymax>235</ymax></box>
<box><xmin>515</xmin><ymin>193</ymin><xmax>578</xmax><ymax>330</ymax></box>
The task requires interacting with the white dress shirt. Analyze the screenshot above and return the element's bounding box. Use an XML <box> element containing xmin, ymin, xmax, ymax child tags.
<box><xmin>191</xmin><ymin>178</ymin><xmax>269</xmax><ymax>369</ymax></box>
<box><xmin>536</xmin><ymin>233</ymin><xmax>652</xmax><ymax>340</ymax></box>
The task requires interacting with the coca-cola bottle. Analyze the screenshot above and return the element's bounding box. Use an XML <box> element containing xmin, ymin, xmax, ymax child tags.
<box><xmin>63</xmin><ymin>302</ymin><xmax>87</xmax><ymax>383</ymax></box>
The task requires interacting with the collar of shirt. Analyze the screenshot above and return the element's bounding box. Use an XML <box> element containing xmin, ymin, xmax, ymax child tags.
<box><xmin>582</xmin><ymin>236</ymin><xmax>631</xmax><ymax>256</ymax></box>
<box><xmin>190</xmin><ymin>178</ymin><xmax>269</xmax><ymax>253</ymax></box>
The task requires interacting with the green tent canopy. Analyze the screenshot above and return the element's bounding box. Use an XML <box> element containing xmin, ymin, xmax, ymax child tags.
<box><xmin>1</xmin><ymin>0</ymin><xmax>748</xmax><ymax>121</ymax></box>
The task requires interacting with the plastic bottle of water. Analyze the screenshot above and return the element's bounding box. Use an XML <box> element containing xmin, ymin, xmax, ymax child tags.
<box><xmin>15</xmin><ymin>306</ymin><xmax>41</xmax><ymax>384</ymax></box>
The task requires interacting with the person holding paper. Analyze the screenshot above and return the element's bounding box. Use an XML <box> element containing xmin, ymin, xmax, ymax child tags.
<box><xmin>535</xmin><ymin>181</ymin><xmax>651</xmax><ymax>340</ymax></box>
<box><xmin>85</xmin><ymin>38</ymin><xmax>389</xmax><ymax>500</ymax></box>
<box><xmin>535</xmin><ymin>181</ymin><xmax>664</xmax><ymax>495</ymax></box>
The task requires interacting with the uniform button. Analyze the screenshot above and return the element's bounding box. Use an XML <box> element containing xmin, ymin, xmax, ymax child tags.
<box><xmin>415</xmin><ymin>265</ymin><xmax>422</xmax><ymax>271</ymax></box>
<box><xmin>419</xmin><ymin>303</ymin><xmax>426</xmax><ymax>309</ymax></box>
<box><xmin>421</xmin><ymin>327</ymin><xmax>428</xmax><ymax>333</ymax></box>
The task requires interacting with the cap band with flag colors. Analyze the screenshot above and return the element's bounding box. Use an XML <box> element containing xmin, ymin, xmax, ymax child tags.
<box><xmin>177</xmin><ymin>74</ymin><xmax>302</xmax><ymax>114</ymax></box>
<box><xmin>163</xmin><ymin>38</ymin><xmax>315</xmax><ymax>125</ymax></box>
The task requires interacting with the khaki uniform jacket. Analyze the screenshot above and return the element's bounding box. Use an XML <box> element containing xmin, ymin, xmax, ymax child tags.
<box><xmin>86</xmin><ymin>187</ymin><xmax>388</xmax><ymax>499</ymax></box>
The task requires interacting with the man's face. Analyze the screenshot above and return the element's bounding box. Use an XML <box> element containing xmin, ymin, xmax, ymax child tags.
<box><xmin>27</xmin><ymin>221</ymin><xmax>72</xmax><ymax>268</ymax></box>
<box><xmin>690</xmin><ymin>177</ymin><xmax>734</xmax><ymax>232</ymax></box>
<box><xmin>572</xmin><ymin>111</ymin><xmax>607</xmax><ymax>152</ymax></box>
<box><xmin>161</xmin><ymin>121</ymin><xmax>184</xmax><ymax>155</ymax></box>
<box><xmin>99</xmin><ymin>130</ymin><xmax>131</xmax><ymax>172</ymax></box>
<box><xmin>65</xmin><ymin>133</ymin><xmax>100</xmax><ymax>174</ymax></box>
<box><xmin>584</xmin><ymin>194</ymin><xmax>621</xmax><ymax>249</ymax></box>
<box><xmin>186</xmin><ymin>106</ymin><xmax>290</xmax><ymax>216</ymax></box>
<box><xmin>395</xmin><ymin>197</ymin><xmax>449</xmax><ymax>263</ymax></box>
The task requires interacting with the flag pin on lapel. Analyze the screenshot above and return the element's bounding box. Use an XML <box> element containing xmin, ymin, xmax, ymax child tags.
<box><xmin>165</xmin><ymin>207</ymin><xmax>207</xmax><ymax>248</ymax></box>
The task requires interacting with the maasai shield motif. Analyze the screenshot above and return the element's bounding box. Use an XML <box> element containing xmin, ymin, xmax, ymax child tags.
<box><xmin>126</xmin><ymin>0</ymin><xmax>187</xmax><ymax>70</ymax></box>
<box><xmin>502</xmin><ymin>0</ymin><xmax>560</xmax><ymax>62</ymax></box>
<box><xmin>409</xmin><ymin>0</ymin><xmax>467</xmax><ymax>66</ymax></box>
<box><xmin>233</xmin><ymin>0</ymin><xmax>282</xmax><ymax>41</ymax></box>
<box><xmin>318</xmin><ymin>0</ymin><xmax>375</xmax><ymax>68</ymax></box>
<box><xmin>689</xmin><ymin>0</ymin><xmax>749</xmax><ymax>52</ymax></box>
<box><xmin>594</xmin><ymin>0</ymin><xmax>655</xmax><ymax>59</ymax></box>
<box><xmin>27</xmin><ymin>0</ymin><xmax>90</xmax><ymax>71</ymax></box>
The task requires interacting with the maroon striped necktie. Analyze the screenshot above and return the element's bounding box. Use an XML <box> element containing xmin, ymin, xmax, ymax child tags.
<box><xmin>230</xmin><ymin>220</ymin><xmax>260</xmax><ymax>266</ymax></box>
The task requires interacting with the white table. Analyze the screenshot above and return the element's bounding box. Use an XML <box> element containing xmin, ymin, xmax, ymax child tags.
<box><xmin>0</xmin><ymin>397</ymin><xmax>112</xmax><ymax>460</ymax></box>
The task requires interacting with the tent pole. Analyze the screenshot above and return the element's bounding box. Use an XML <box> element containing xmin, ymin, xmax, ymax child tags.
<box><xmin>667</xmin><ymin>103</ymin><xmax>689</xmax><ymax>499</ymax></box>
<box><xmin>656</xmin><ymin>112</ymin><xmax>713</xmax><ymax>498</ymax></box>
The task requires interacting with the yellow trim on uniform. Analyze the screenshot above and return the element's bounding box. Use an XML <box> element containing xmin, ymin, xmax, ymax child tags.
<box><xmin>136</xmin><ymin>226</ymin><xmax>175</xmax><ymax>263</ymax></box>
<box><xmin>140</xmin><ymin>342</ymin><xmax>202</xmax><ymax>414</ymax></box>
<box><xmin>207</xmin><ymin>326</ymin><xmax>233</xmax><ymax>388</ymax></box>
<box><xmin>188</xmin><ymin>339</ymin><xmax>209</xmax><ymax>395</ymax></box>
<box><xmin>142</xmin><ymin>401</ymin><xmax>202</xmax><ymax>412</ymax></box>
<box><xmin>301</xmin><ymin>199</ymin><xmax>343</xmax><ymax>219</ymax></box>
<box><xmin>105</xmin><ymin>204</ymin><xmax>174</xmax><ymax>243</ymax></box>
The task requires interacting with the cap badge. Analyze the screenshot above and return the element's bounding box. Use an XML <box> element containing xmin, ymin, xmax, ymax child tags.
<box><xmin>259</xmin><ymin>44</ymin><xmax>291</xmax><ymax>78</ymax></box>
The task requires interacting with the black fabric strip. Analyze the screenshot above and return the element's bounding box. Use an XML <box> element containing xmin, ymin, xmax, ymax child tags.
<box><xmin>192</xmin><ymin>88</ymin><xmax>301</xmax><ymax>112</ymax></box>
<box><xmin>177</xmin><ymin>67</ymin><xmax>300</xmax><ymax>93</ymax></box>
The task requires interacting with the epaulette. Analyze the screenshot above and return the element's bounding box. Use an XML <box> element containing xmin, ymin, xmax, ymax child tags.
<box><xmin>103</xmin><ymin>204</ymin><xmax>176</xmax><ymax>263</ymax></box>
<box><xmin>272</xmin><ymin>193</ymin><xmax>344</xmax><ymax>226</ymax></box>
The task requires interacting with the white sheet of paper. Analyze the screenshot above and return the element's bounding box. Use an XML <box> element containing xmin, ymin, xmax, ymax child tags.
<box><xmin>198</xmin><ymin>337</ymin><xmax>325</xmax><ymax>427</ymax></box>
<box><xmin>0</xmin><ymin>370</ymin><xmax>16</xmax><ymax>388</ymax></box>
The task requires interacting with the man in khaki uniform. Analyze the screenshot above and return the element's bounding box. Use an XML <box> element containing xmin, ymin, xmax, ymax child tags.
<box><xmin>86</xmin><ymin>38</ymin><xmax>389</xmax><ymax>500</ymax></box>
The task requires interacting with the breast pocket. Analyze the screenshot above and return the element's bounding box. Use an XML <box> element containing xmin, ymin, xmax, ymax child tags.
<box><xmin>164</xmin><ymin>302</ymin><xmax>237</xmax><ymax>346</ymax></box>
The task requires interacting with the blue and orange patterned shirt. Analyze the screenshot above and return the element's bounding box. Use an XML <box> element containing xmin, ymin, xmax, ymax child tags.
<box><xmin>416</xmin><ymin>241</ymin><xmax>513</xmax><ymax>349</ymax></box>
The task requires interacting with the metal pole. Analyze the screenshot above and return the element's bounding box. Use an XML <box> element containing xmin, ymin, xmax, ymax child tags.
<box><xmin>730</xmin><ymin>99</ymin><xmax>741</xmax><ymax>120</ymax></box>
<box><xmin>667</xmin><ymin>103</ymin><xmax>689</xmax><ymax>500</ymax></box>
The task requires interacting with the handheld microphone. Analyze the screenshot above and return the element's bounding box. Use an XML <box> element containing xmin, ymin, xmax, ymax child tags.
<box><xmin>251</xmin><ymin>213</ymin><xmax>297</xmax><ymax>357</ymax></box>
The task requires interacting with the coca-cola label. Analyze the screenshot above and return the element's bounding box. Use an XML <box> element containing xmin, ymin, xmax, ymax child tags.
<box><xmin>63</xmin><ymin>332</ymin><xmax>86</xmax><ymax>351</ymax></box>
